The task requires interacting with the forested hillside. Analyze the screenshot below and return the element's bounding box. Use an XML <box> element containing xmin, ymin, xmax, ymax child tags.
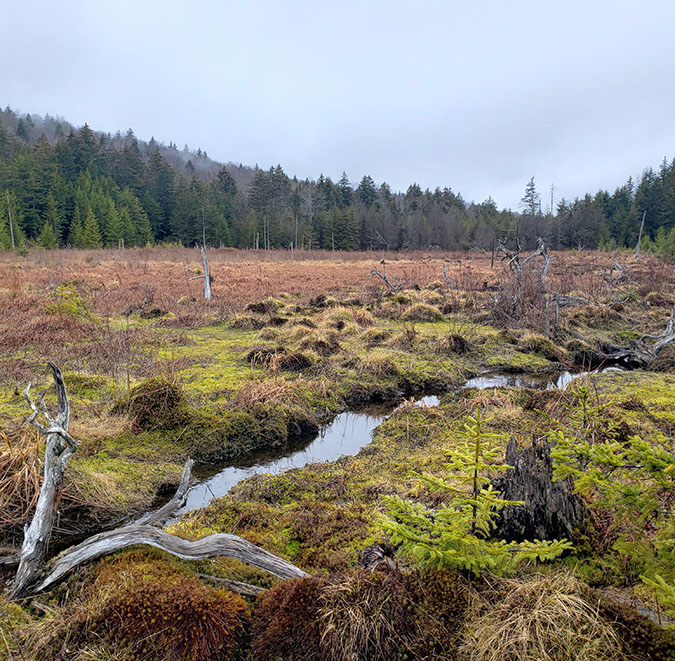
<box><xmin>1</xmin><ymin>107</ymin><xmax>674</xmax><ymax>257</ymax></box>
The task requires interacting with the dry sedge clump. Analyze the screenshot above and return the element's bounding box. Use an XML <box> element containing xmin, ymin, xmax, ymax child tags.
<box><xmin>231</xmin><ymin>314</ymin><xmax>266</xmax><ymax>330</ymax></box>
<box><xmin>233</xmin><ymin>375</ymin><xmax>309</xmax><ymax>409</ymax></box>
<box><xmin>0</xmin><ymin>428</ymin><xmax>86</xmax><ymax>537</ymax></box>
<box><xmin>251</xmin><ymin>569</ymin><xmax>471</xmax><ymax>661</ymax></box>
<box><xmin>298</xmin><ymin>331</ymin><xmax>342</xmax><ymax>356</ymax></box>
<box><xmin>461</xmin><ymin>573</ymin><xmax>624</xmax><ymax>661</ymax></box>
<box><xmin>361</xmin><ymin>327</ymin><xmax>393</xmax><ymax>347</ymax></box>
<box><xmin>111</xmin><ymin>377</ymin><xmax>192</xmax><ymax>430</ymax></box>
<box><xmin>350</xmin><ymin>307</ymin><xmax>376</xmax><ymax>327</ymax></box>
<box><xmin>319</xmin><ymin>570</ymin><xmax>417</xmax><ymax>661</ymax></box>
<box><xmin>401</xmin><ymin>303</ymin><xmax>444</xmax><ymax>322</ymax></box>
<box><xmin>438</xmin><ymin>332</ymin><xmax>471</xmax><ymax>354</ymax></box>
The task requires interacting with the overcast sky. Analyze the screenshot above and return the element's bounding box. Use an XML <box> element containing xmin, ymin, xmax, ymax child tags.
<box><xmin>3</xmin><ymin>0</ymin><xmax>675</xmax><ymax>209</ymax></box>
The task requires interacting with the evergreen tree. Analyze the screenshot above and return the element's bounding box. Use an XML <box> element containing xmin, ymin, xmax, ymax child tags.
<box><xmin>43</xmin><ymin>193</ymin><xmax>64</xmax><ymax>245</ymax></box>
<box><xmin>80</xmin><ymin>209</ymin><xmax>102</xmax><ymax>248</ymax></box>
<box><xmin>38</xmin><ymin>218</ymin><xmax>59</xmax><ymax>249</ymax></box>
<box><xmin>68</xmin><ymin>207</ymin><xmax>83</xmax><ymax>247</ymax></box>
<box><xmin>521</xmin><ymin>177</ymin><xmax>540</xmax><ymax>216</ymax></box>
<box><xmin>382</xmin><ymin>406</ymin><xmax>572</xmax><ymax>575</ymax></box>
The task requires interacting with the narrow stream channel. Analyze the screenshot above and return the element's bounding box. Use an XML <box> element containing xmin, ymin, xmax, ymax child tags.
<box><xmin>173</xmin><ymin>368</ymin><xmax>615</xmax><ymax>517</ymax></box>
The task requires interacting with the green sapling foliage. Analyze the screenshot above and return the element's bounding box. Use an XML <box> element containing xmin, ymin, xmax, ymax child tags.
<box><xmin>382</xmin><ymin>405</ymin><xmax>572</xmax><ymax>575</ymax></box>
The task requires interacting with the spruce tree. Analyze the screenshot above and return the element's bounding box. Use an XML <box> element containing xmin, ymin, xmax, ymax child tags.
<box><xmin>44</xmin><ymin>193</ymin><xmax>64</xmax><ymax>245</ymax></box>
<box><xmin>382</xmin><ymin>406</ymin><xmax>572</xmax><ymax>575</ymax></box>
<box><xmin>38</xmin><ymin>219</ymin><xmax>59</xmax><ymax>249</ymax></box>
<box><xmin>68</xmin><ymin>207</ymin><xmax>83</xmax><ymax>247</ymax></box>
<box><xmin>80</xmin><ymin>209</ymin><xmax>102</xmax><ymax>248</ymax></box>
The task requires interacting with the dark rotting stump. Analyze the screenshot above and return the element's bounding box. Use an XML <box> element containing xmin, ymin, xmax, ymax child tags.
<box><xmin>492</xmin><ymin>436</ymin><xmax>585</xmax><ymax>543</ymax></box>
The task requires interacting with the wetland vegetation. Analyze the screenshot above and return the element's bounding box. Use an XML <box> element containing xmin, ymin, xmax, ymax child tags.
<box><xmin>1</xmin><ymin>248</ymin><xmax>674</xmax><ymax>659</ymax></box>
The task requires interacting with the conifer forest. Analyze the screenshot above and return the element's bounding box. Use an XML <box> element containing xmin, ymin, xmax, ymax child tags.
<box><xmin>1</xmin><ymin>6</ymin><xmax>675</xmax><ymax>658</ymax></box>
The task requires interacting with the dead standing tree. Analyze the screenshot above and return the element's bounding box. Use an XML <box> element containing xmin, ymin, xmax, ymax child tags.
<box><xmin>11</xmin><ymin>362</ymin><xmax>77</xmax><ymax>598</ymax></box>
<box><xmin>371</xmin><ymin>259</ymin><xmax>403</xmax><ymax>294</ymax></box>
<box><xmin>10</xmin><ymin>364</ymin><xmax>307</xmax><ymax>599</ymax></box>
<box><xmin>495</xmin><ymin>237</ymin><xmax>550</xmax><ymax>324</ymax></box>
<box><xmin>187</xmin><ymin>247</ymin><xmax>212</xmax><ymax>300</ymax></box>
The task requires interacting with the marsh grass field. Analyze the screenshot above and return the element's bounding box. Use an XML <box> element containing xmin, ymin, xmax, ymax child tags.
<box><xmin>1</xmin><ymin>247</ymin><xmax>675</xmax><ymax>660</ymax></box>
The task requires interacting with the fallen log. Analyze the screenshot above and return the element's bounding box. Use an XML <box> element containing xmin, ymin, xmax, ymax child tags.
<box><xmin>10</xmin><ymin>364</ymin><xmax>308</xmax><ymax>599</ymax></box>
<box><xmin>569</xmin><ymin>309</ymin><xmax>675</xmax><ymax>370</ymax></box>
<box><xmin>33</xmin><ymin>525</ymin><xmax>308</xmax><ymax>594</ymax></box>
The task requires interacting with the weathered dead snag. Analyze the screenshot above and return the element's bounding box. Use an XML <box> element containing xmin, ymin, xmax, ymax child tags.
<box><xmin>494</xmin><ymin>237</ymin><xmax>550</xmax><ymax>323</ymax></box>
<box><xmin>371</xmin><ymin>259</ymin><xmax>403</xmax><ymax>294</ymax></box>
<box><xmin>604</xmin><ymin>261</ymin><xmax>630</xmax><ymax>287</ymax></box>
<box><xmin>496</xmin><ymin>237</ymin><xmax>550</xmax><ymax>289</ymax></box>
<box><xmin>187</xmin><ymin>246</ymin><xmax>213</xmax><ymax>300</ymax></box>
<box><xmin>11</xmin><ymin>363</ymin><xmax>77</xmax><ymax>598</ymax></box>
<box><xmin>493</xmin><ymin>436</ymin><xmax>584</xmax><ymax>542</ymax></box>
<box><xmin>9</xmin><ymin>365</ymin><xmax>307</xmax><ymax>599</ymax></box>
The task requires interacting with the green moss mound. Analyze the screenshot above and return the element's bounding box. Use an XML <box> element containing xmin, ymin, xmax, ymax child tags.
<box><xmin>112</xmin><ymin>378</ymin><xmax>192</xmax><ymax>430</ymax></box>
<box><xmin>516</xmin><ymin>332</ymin><xmax>563</xmax><ymax>361</ymax></box>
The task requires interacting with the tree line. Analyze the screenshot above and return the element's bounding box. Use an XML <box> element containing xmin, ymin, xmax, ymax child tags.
<box><xmin>0</xmin><ymin>107</ymin><xmax>674</xmax><ymax>259</ymax></box>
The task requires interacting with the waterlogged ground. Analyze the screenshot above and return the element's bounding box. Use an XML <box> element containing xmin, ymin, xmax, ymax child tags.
<box><xmin>1</xmin><ymin>252</ymin><xmax>674</xmax><ymax>659</ymax></box>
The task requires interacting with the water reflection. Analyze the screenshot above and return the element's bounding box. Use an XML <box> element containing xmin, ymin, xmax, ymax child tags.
<box><xmin>463</xmin><ymin>367</ymin><xmax>619</xmax><ymax>391</ymax></box>
<box><xmin>174</xmin><ymin>369</ymin><xmax>614</xmax><ymax>518</ymax></box>
<box><xmin>178</xmin><ymin>405</ymin><xmax>414</xmax><ymax>515</ymax></box>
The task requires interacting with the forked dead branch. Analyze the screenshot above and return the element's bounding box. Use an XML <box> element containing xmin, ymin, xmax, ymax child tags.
<box><xmin>8</xmin><ymin>364</ymin><xmax>307</xmax><ymax>599</ymax></box>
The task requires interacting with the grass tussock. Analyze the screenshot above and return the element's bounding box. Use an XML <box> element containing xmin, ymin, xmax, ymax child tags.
<box><xmin>251</xmin><ymin>569</ymin><xmax>471</xmax><ymax>661</ymax></box>
<box><xmin>461</xmin><ymin>573</ymin><xmax>625</xmax><ymax>661</ymax></box>
<box><xmin>0</xmin><ymin>428</ymin><xmax>95</xmax><ymax>538</ymax></box>
<box><xmin>401</xmin><ymin>303</ymin><xmax>444</xmax><ymax>322</ymax></box>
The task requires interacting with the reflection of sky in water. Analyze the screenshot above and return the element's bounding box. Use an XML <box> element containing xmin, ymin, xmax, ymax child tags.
<box><xmin>178</xmin><ymin>410</ymin><xmax>385</xmax><ymax>515</ymax></box>
<box><xmin>177</xmin><ymin>396</ymin><xmax>440</xmax><ymax>517</ymax></box>
<box><xmin>173</xmin><ymin>372</ymin><xmax>609</xmax><ymax>519</ymax></box>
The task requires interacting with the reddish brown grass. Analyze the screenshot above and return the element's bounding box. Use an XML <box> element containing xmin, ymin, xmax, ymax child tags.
<box><xmin>0</xmin><ymin>249</ymin><xmax>672</xmax><ymax>384</ymax></box>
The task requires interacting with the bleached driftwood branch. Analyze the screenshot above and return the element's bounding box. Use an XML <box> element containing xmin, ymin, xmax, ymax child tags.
<box><xmin>33</xmin><ymin>525</ymin><xmax>308</xmax><ymax>594</ymax></box>
<box><xmin>10</xmin><ymin>365</ymin><xmax>308</xmax><ymax>599</ymax></box>
<box><xmin>11</xmin><ymin>363</ymin><xmax>77</xmax><ymax>598</ymax></box>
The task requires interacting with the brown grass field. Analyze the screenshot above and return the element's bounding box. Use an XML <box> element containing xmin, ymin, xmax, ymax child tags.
<box><xmin>0</xmin><ymin>247</ymin><xmax>672</xmax><ymax>385</ymax></box>
<box><xmin>1</xmin><ymin>246</ymin><xmax>672</xmax><ymax>315</ymax></box>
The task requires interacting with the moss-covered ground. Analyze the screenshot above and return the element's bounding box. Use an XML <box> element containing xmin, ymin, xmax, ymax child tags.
<box><xmin>1</xmin><ymin>257</ymin><xmax>674</xmax><ymax>659</ymax></box>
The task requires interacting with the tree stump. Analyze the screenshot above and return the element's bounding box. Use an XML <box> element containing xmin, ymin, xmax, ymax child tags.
<box><xmin>493</xmin><ymin>436</ymin><xmax>584</xmax><ymax>543</ymax></box>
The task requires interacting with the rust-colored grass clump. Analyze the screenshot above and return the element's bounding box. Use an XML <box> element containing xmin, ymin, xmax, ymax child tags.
<box><xmin>24</xmin><ymin>550</ymin><xmax>251</xmax><ymax>660</ymax></box>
